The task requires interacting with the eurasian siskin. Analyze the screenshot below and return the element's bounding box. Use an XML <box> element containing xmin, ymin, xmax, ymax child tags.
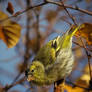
<box><xmin>25</xmin><ymin>25</ymin><xmax>80</xmax><ymax>85</ymax></box>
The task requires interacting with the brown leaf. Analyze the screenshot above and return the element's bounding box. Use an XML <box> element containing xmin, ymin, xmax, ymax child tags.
<box><xmin>75</xmin><ymin>23</ymin><xmax>92</xmax><ymax>45</ymax></box>
<box><xmin>7</xmin><ymin>2</ymin><xmax>14</xmax><ymax>14</ymax></box>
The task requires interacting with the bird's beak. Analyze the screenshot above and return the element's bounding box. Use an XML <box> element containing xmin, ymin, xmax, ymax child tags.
<box><xmin>25</xmin><ymin>69</ymin><xmax>35</xmax><ymax>81</ymax></box>
<box><xmin>27</xmin><ymin>75</ymin><xmax>35</xmax><ymax>81</ymax></box>
<box><xmin>25</xmin><ymin>69</ymin><xmax>30</xmax><ymax>77</ymax></box>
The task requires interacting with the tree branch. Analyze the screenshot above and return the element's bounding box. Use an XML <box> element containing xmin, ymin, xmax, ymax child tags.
<box><xmin>60</xmin><ymin>0</ymin><xmax>77</xmax><ymax>25</ymax></box>
<box><xmin>47</xmin><ymin>0</ymin><xmax>92</xmax><ymax>16</ymax></box>
<box><xmin>0</xmin><ymin>1</ymin><xmax>92</xmax><ymax>23</ymax></box>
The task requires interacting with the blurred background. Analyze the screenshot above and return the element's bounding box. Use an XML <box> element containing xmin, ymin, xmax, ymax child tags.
<box><xmin>0</xmin><ymin>0</ymin><xmax>92</xmax><ymax>92</ymax></box>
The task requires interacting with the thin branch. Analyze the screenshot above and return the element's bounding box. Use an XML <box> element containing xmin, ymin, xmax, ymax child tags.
<box><xmin>60</xmin><ymin>0</ymin><xmax>77</xmax><ymax>25</ymax></box>
<box><xmin>11</xmin><ymin>73</ymin><xmax>21</xmax><ymax>84</ymax></box>
<box><xmin>3</xmin><ymin>77</ymin><xmax>25</xmax><ymax>92</ymax></box>
<box><xmin>77</xmin><ymin>34</ymin><xmax>92</xmax><ymax>91</ymax></box>
<box><xmin>66</xmin><ymin>80</ymin><xmax>89</xmax><ymax>90</ymax></box>
<box><xmin>0</xmin><ymin>1</ymin><xmax>92</xmax><ymax>23</ymax></box>
<box><xmin>46</xmin><ymin>0</ymin><xmax>92</xmax><ymax>16</ymax></box>
<box><xmin>79</xmin><ymin>37</ymin><xmax>92</xmax><ymax>79</ymax></box>
<box><xmin>72</xmin><ymin>40</ymin><xmax>91</xmax><ymax>52</ymax></box>
<box><xmin>0</xmin><ymin>2</ymin><xmax>48</xmax><ymax>23</ymax></box>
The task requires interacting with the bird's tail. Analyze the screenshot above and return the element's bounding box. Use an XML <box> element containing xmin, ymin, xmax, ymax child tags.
<box><xmin>59</xmin><ymin>25</ymin><xmax>81</xmax><ymax>49</ymax></box>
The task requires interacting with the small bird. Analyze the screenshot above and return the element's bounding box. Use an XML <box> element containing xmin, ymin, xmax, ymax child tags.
<box><xmin>25</xmin><ymin>25</ymin><xmax>80</xmax><ymax>85</ymax></box>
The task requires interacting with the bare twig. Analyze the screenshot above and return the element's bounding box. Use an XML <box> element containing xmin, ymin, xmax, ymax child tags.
<box><xmin>79</xmin><ymin>37</ymin><xmax>92</xmax><ymax>79</ymax></box>
<box><xmin>0</xmin><ymin>2</ymin><xmax>48</xmax><ymax>23</ymax></box>
<box><xmin>77</xmin><ymin>33</ymin><xmax>92</xmax><ymax>92</ymax></box>
<box><xmin>73</xmin><ymin>41</ymin><xmax>91</xmax><ymax>51</ymax></box>
<box><xmin>66</xmin><ymin>80</ymin><xmax>89</xmax><ymax>90</ymax></box>
<box><xmin>60</xmin><ymin>0</ymin><xmax>77</xmax><ymax>25</ymax></box>
<box><xmin>46</xmin><ymin>0</ymin><xmax>92</xmax><ymax>16</ymax></box>
<box><xmin>0</xmin><ymin>1</ymin><xmax>92</xmax><ymax>23</ymax></box>
<box><xmin>3</xmin><ymin>77</ymin><xmax>25</xmax><ymax>92</ymax></box>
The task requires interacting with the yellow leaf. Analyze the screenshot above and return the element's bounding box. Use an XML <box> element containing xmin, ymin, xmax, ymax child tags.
<box><xmin>76</xmin><ymin>65</ymin><xmax>92</xmax><ymax>87</ymax></box>
<box><xmin>64</xmin><ymin>85</ymin><xmax>84</xmax><ymax>92</ymax></box>
<box><xmin>75</xmin><ymin>23</ymin><xmax>92</xmax><ymax>45</ymax></box>
<box><xmin>0</xmin><ymin>11</ymin><xmax>21</xmax><ymax>48</ymax></box>
<box><xmin>0</xmin><ymin>26</ymin><xmax>6</xmax><ymax>43</ymax></box>
<box><xmin>0</xmin><ymin>11</ymin><xmax>10</xmax><ymax>26</ymax></box>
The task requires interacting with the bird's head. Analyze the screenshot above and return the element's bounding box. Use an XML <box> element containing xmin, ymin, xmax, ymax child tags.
<box><xmin>25</xmin><ymin>61</ymin><xmax>45</xmax><ymax>83</ymax></box>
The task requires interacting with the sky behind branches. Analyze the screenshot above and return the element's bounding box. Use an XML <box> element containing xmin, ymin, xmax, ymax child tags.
<box><xmin>0</xmin><ymin>0</ymin><xmax>92</xmax><ymax>92</ymax></box>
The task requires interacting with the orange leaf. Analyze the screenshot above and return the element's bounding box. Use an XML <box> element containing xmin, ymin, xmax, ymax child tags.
<box><xmin>75</xmin><ymin>23</ymin><xmax>92</xmax><ymax>45</ymax></box>
<box><xmin>64</xmin><ymin>85</ymin><xmax>84</xmax><ymax>92</ymax></box>
<box><xmin>0</xmin><ymin>26</ymin><xmax>6</xmax><ymax>43</ymax></box>
<box><xmin>7</xmin><ymin>2</ymin><xmax>14</xmax><ymax>14</ymax></box>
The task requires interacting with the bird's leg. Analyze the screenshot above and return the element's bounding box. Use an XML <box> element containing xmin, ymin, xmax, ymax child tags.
<box><xmin>56</xmin><ymin>79</ymin><xmax>64</xmax><ymax>85</ymax></box>
<box><xmin>54</xmin><ymin>79</ymin><xmax>65</xmax><ymax>92</ymax></box>
<box><xmin>54</xmin><ymin>82</ymin><xmax>57</xmax><ymax>90</ymax></box>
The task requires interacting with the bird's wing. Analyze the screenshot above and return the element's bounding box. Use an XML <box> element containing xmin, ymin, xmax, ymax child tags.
<box><xmin>45</xmin><ymin>26</ymin><xmax>80</xmax><ymax>78</ymax></box>
<box><xmin>33</xmin><ymin>36</ymin><xmax>60</xmax><ymax>67</ymax></box>
<box><xmin>45</xmin><ymin>48</ymin><xmax>74</xmax><ymax>79</ymax></box>
<box><xmin>34</xmin><ymin>25</ymin><xmax>80</xmax><ymax>68</ymax></box>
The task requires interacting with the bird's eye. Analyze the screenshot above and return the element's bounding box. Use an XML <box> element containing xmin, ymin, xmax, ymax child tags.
<box><xmin>31</xmin><ymin>69</ymin><xmax>34</xmax><ymax>72</ymax></box>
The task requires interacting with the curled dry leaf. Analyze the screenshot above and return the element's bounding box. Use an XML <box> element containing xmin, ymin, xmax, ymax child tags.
<box><xmin>0</xmin><ymin>11</ymin><xmax>21</xmax><ymax>48</ymax></box>
<box><xmin>75</xmin><ymin>23</ymin><xmax>92</xmax><ymax>45</ymax></box>
<box><xmin>7</xmin><ymin>2</ymin><xmax>14</xmax><ymax>14</ymax></box>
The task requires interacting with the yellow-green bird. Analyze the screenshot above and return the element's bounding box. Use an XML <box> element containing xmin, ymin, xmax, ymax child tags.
<box><xmin>25</xmin><ymin>25</ymin><xmax>80</xmax><ymax>85</ymax></box>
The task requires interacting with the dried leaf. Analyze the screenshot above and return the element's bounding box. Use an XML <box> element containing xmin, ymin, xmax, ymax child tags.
<box><xmin>0</xmin><ymin>11</ymin><xmax>21</xmax><ymax>48</ymax></box>
<box><xmin>7</xmin><ymin>2</ymin><xmax>14</xmax><ymax>14</ymax></box>
<box><xmin>64</xmin><ymin>85</ymin><xmax>84</xmax><ymax>92</ymax></box>
<box><xmin>0</xmin><ymin>11</ymin><xmax>10</xmax><ymax>25</ymax></box>
<box><xmin>75</xmin><ymin>23</ymin><xmax>92</xmax><ymax>45</ymax></box>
